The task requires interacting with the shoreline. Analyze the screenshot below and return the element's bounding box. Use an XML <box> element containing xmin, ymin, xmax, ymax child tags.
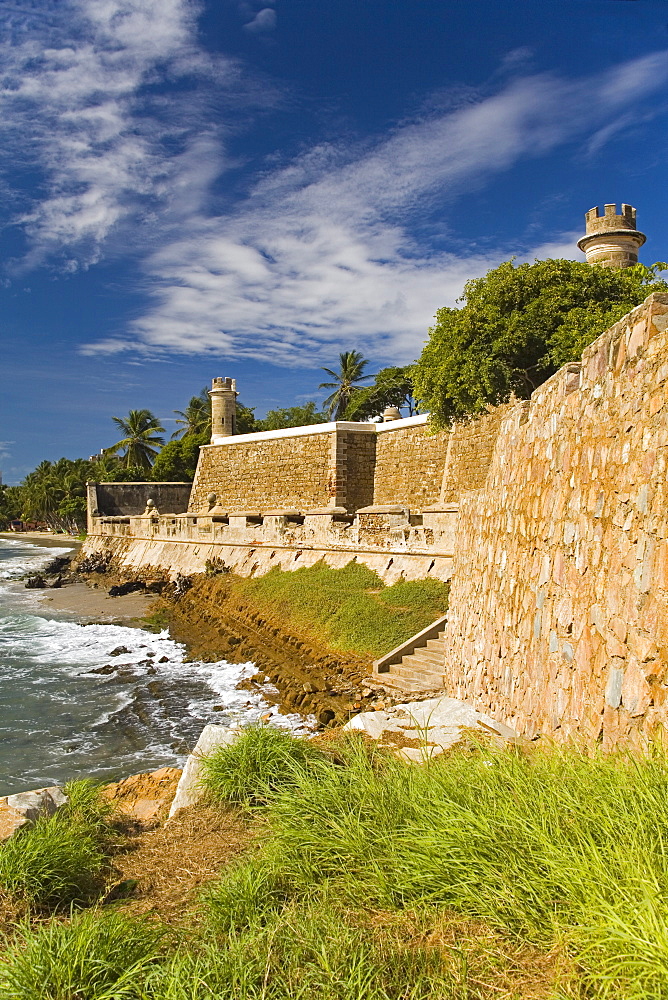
<box><xmin>0</xmin><ymin>531</ymin><xmax>82</xmax><ymax>549</ymax></box>
<box><xmin>36</xmin><ymin>580</ymin><xmax>157</xmax><ymax>626</ymax></box>
<box><xmin>1</xmin><ymin>534</ymin><xmax>155</xmax><ymax>626</ymax></box>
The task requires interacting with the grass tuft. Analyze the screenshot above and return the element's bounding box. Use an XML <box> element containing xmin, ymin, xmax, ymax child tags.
<box><xmin>0</xmin><ymin>908</ymin><xmax>163</xmax><ymax>1000</ymax></box>
<box><xmin>199</xmin><ymin>725</ymin><xmax>328</xmax><ymax>808</ymax></box>
<box><xmin>200</xmin><ymin>736</ymin><xmax>668</xmax><ymax>997</ymax></box>
<box><xmin>0</xmin><ymin>780</ymin><xmax>115</xmax><ymax>907</ymax></box>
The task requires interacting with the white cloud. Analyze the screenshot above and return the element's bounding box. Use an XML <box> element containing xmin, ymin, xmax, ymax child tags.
<box><xmin>82</xmin><ymin>50</ymin><xmax>668</xmax><ymax>366</ymax></box>
<box><xmin>243</xmin><ymin>7</ymin><xmax>276</xmax><ymax>32</ymax></box>
<box><xmin>0</xmin><ymin>0</ymin><xmax>267</xmax><ymax>268</ymax></box>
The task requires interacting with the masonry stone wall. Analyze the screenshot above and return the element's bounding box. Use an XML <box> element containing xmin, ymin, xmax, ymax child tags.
<box><xmin>345</xmin><ymin>431</ymin><xmax>376</xmax><ymax>512</ymax></box>
<box><xmin>373</xmin><ymin>423</ymin><xmax>447</xmax><ymax>509</ymax></box>
<box><xmin>441</xmin><ymin>293</ymin><xmax>668</xmax><ymax>749</ymax></box>
<box><xmin>440</xmin><ymin>406</ymin><xmax>512</xmax><ymax>502</ymax></box>
<box><xmin>89</xmin><ymin>483</ymin><xmax>191</xmax><ymax>517</ymax></box>
<box><xmin>189</xmin><ymin>432</ymin><xmax>334</xmax><ymax>512</ymax></box>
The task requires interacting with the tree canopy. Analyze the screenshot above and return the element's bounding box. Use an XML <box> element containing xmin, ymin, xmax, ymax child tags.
<box><xmin>413</xmin><ymin>259</ymin><xmax>668</xmax><ymax>427</ymax></box>
<box><xmin>344</xmin><ymin>366</ymin><xmax>416</xmax><ymax>421</ymax></box>
<box><xmin>107</xmin><ymin>409</ymin><xmax>166</xmax><ymax>469</ymax></box>
<box><xmin>259</xmin><ymin>402</ymin><xmax>328</xmax><ymax>431</ymax></box>
<box><xmin>319</xmin><ymin>351</ymin><xmax>373</xmax><ymax>419</ymax></box>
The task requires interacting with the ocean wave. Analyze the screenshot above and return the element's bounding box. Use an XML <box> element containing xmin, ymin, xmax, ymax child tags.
<box><xmin>0</xmin><ymin>538</ymin><xmax>75</xmax><ymax>580</ymax></box>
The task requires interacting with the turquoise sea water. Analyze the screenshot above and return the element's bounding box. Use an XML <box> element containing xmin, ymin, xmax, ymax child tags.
<box><xmin>0</xmin><ymin>538</ymin><xmax>302</xmax><ymax>797</ymax></box>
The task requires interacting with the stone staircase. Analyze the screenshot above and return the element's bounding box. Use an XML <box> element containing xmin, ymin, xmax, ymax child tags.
<box><xmin>372</xmin><ymin>616</ymin><xmax>447</xmax><ymax>693</ymax></box>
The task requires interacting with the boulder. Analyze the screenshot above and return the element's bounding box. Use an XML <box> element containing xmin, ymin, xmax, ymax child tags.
<box><xmin>168</xmin><ymin>725</ymin><xmax>240</xmax><ymax>819</ymax></box>
<box><xmin>0</xmin><ymin>785</ymin><xmax>68</xmax><ymax>842</ymax></box>
<box><xmin>101</xmin><ymin>767</ymin><xmax>181</xmax><ymax>824</ymax></box>
<box><xmin>344</xmin><ymin>696</ymin><xmax>519</xmax><ymax>763</ymax></box>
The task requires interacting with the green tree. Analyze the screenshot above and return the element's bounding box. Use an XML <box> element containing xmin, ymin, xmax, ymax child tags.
<box><xmin>107</xmin><ymin>409</ymin><xmax>165</xmax><ymax>470</ymax></box>
<box><xmin>344</xmin><ymin>366</ymin><xmax>416</xmax><ymax>421</ymax></box>
<box><xmin>258</xmin><ymin>401</ymin><xmax>328</xmax><ymax>431</ymax></box>
<box><xmin>319</xmin><ymin>350</ymin><xmax>373</xmax><ymax>419</ymax></box>
<box><xmin>172</xmin><ymin>389</ymin><xmax>211</xmax><ymax>439</ymax></box>
<box><xmin>151</xmin><ymin>430</ymin><xmax>208</xmax><ymax>482</ymax></box>
<box><xmin>414</xmin><ymin>259</ymin><xmax>668</xmax><ymax>427</ymax></box>
<box><xmin>236</xmin><ymin>401</ymin><xmax>261</xmax><ymax>434</ymax></box>
<box><xmin>0</xmin><ymin>484</ymin><xmax>22</xmax><ymax>528</ymax></box>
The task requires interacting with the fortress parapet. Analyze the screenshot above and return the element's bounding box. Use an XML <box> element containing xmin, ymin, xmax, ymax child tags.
<box><xmin>577</xmin><ymin>203</ymin><xmax>645</xmax><ymax>268</ymax></box>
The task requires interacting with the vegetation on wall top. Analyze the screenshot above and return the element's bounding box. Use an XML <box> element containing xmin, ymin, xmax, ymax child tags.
<box><xmin>414</xmin><ymin>259</ymin><xmax>668</xmax><ymax>426</ymax></box>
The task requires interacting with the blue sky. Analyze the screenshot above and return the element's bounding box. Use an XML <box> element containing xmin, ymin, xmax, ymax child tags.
<box><xmin>1</xmin><ymin>0</ymin><xmax>667</xmax><ymax>483</ymax></box>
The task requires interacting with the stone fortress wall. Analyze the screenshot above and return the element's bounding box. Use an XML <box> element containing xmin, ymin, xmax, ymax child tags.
<box><xmin>441</xmin><ymin>293</ymin><xmax>668</xmax><ymax>749</ymax></box>
<box><xmin>85</xmin><ymin>292</ymin><xmax>668</xmax><ymax>747</ymax></box>
<box><xmin>86</xmin><ymin>412</ymin><xmax>508</xmax><ymax>586</ymax></box>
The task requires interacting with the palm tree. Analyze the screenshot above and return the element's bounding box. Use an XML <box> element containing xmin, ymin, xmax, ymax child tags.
<box><xmin>107</xmin><ymin>409</ymin><xmax>165</xmax><ymax>470</ymax></box>
<box><xmin>319</xmin><ymin>350</ymin><xmax>374</xmax><ymax>419</ymax></box>
<box><xmin>172</xmin><ymin>388</ymin><xmax>211</xmax><ymax>439</ymax></box>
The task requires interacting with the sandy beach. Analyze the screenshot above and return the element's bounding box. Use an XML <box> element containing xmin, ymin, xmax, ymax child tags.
<box><xmin>0</xmin><ymin>531</ymin><xmax>82</xmax><ymax>549</ymax></box>
<box><xmin>37</xmin><ymin>581</ymin><xmax>157</xmax><ymax>626</ymax></box>
<box><xmin>0</xmin><ymin>532</ymin><xmax>155</xmax><ymax>625</ymax></box>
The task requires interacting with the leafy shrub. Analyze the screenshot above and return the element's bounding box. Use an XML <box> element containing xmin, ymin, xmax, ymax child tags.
<box><xmin>0</xmin><ymin>908</ymin><xmax>162</xmax><ymax>1000</ymax></box>
<box><xmin>199</xmin><ymin>725</ymin><xmax>327</xmax><ymax>808</ymax></box>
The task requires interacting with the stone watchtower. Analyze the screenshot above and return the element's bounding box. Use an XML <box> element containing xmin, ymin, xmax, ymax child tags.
<box><xmin>209</xmin><ymin>377</ymin><xmax>238</xmax><ymax>443</ymax></box>
<box><xmin>577</xmin><ymin>204</ymin><xmax>645</xmax><ymax>269</ymax></box>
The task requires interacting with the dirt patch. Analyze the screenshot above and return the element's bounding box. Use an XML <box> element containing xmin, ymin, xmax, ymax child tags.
<box><xmin>110</xmin><ymin>804</ymin><xmax>252</xmax><ymax>923</ymax></box>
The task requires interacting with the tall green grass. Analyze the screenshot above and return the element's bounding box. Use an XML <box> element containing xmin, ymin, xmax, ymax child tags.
<box><xmin>152</xmin><ymin>900</ymin><xmax>466</xmax><ymax>1000</ymax></box>
<box><xmin>234</xmin><ymin>561</ymin><xmax>449</xmax><ymax>656</ymax></box>
<box><xmin>203</xmin><ymin>733</ymin><xmax>668</xmax><ymax>998</ymax></box>
<box><xmin>0</xmin><ymin>780</ymin><xmax>114</xmax><ymax>907</ymax></box>
<box><xmin>199</xmin><ymin>724</ymin><xmax>328</xmax><ymax>807</ymax></box>
<box><xmin>0</xmin><ymin>908</ymin><xmax>162</xmax><ymax>1000</ymax></box>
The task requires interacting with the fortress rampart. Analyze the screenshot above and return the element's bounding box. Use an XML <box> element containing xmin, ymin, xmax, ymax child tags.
<box><xmin>83</xmin><ymin>288</ymin><xmax>668</xmax><ymax>747</ymax></box>
<box><xmin>441</xmin><ymin>293</ymin><xmax>668</xmax><ymax>748</ymax></box>
<box><xmin>84</xmin><ymin>412</ymin><xmax>509</xmax><ymax>585</ymax></box>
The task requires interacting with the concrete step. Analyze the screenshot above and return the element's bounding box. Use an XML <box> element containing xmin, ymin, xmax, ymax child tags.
<box><xmin>424</xmin><ymin>636</ymin><xmax>445</xmax><ymax>651</ymax></box>
<box><xmin>390</xmin><ymin>664</ymin><xmax>445</xmax><ymax>685</ymax></box>
<box><xmin>407</xmin><ymin>650</ymin><xmax>443</xmax><ymax>666</ymax></box>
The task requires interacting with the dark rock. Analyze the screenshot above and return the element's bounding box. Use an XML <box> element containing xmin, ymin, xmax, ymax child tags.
<box><xmin>109</xmin><ymin>581</ymin><xmax>144</xmax><ymax>597</ymax></box>
<box><xmin>25</xmin><ymin>575</ymin><xmax>48</xmax><ymax>589</ymax></box>
<box><xmin>90</xmin><ymin>664</ymin><xmax>117</xmax><ymax>675</ymax></box>
<box><xmin>318</xmin><ymin>709</ymin><xmax>336</xmax><ymax>725</ymax></box>
<box><xmin>158</xmin><ymin>656</ymin><xmax>169</xmax><ymax>663</ymax></box>
<box><xmin>109</xmin><ymin>646</ymin><xmax>130</xmax><ymax>656</ymax></box>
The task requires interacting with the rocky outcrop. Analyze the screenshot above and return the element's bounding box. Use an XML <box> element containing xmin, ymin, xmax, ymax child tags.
<box><xmin>101</xmin><ymin>767</ymin><xmax>182</xmax><ymax>825</ymax></box>
<box><xmin>0</xmin><ymin>786</ymin><xmax>68</xmax><ymax>842</ymax></box>
<box><xmin>344</xmin><ymin>696</ymin><xmax>519</xmax><ymax>762</ymax></box>
<box><xmin>168</xmin><ymin>725</ymin><xmax>239</xmax><ymax>818</ymax></box>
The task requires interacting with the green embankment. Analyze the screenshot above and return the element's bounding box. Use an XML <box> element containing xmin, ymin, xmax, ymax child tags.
<box><xmin>232</xmin><ymin>561</ymin><xmax>450</xmax><ymax>657</ymax></box>
<box><xmin>4</xmin><ymin>731</ymin><xmax>668</xmax><ymax>997</ymax></box>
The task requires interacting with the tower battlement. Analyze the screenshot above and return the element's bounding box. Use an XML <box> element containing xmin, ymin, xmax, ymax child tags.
<box><xmin>578</xmin><ymin>203</ymin><xmax>645</xmax><ymax>268</ymax></box>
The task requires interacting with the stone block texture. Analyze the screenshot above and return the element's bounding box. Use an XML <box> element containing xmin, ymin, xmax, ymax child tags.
<box><xmin>189</xmin><ymin>432</ymin><xmax>334</xmax><ymax>512</ymax></box>
<box><xmin>441</xmin><ymin>293</ymin><xmax>668</xmax><ymax>749</ymax></box>
<box><xmin>373</xmin><ymin>424</ymin><xmax>447</xmax><ymax>508</ymax></box>
<box><xmin>440</xmin><ymin>405</ymin><xmax>512</xmax><ymax>503</ymax></box>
